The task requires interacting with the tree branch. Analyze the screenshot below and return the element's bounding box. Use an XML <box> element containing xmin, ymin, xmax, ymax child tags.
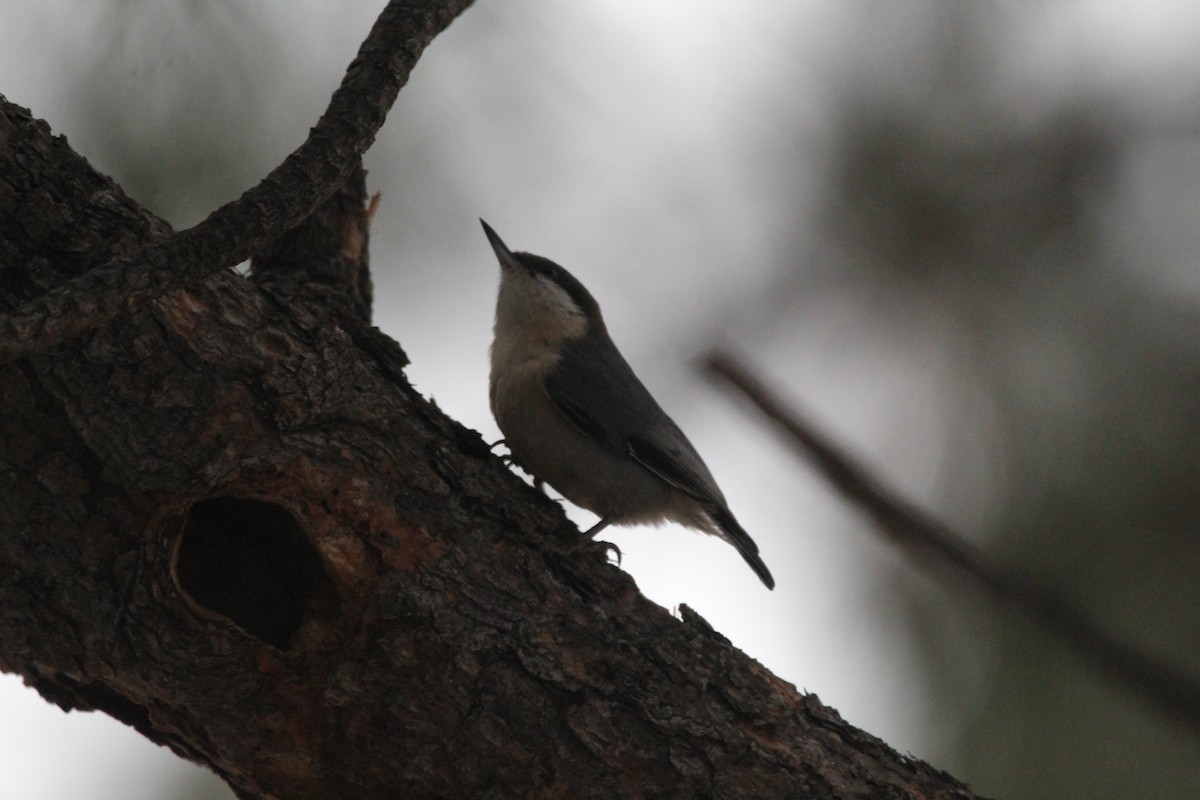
<box><xmin>0</xmin><ymin>0</ymin><xmax>472</xmax><ymax>365</ymax></box>
<box><xmin>251</xmin><ymin>159</ymin><xmax>376</xmax><ymax>324</ymax></box>
<box><xmin>705</xmin><ymin>350</ymin><xmax>1200</xmax><ymax>737</ymax></box>
<box><xmin>0</xmin><ymin>4</ymin><xmax>998</xmax><ymax>795</ymax></box>
<box><xmin>0</xmin><ymin>53</ymin><xmax>988</xmax><ymax>800</ymax></box>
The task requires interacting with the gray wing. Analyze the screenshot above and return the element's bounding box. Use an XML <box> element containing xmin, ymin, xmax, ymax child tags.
<box><xmin>547</xmin><ymin>334</ymin><xmax>776</xmax><ymax>589</ymax></box>
<box><xmin>544</xmin><ymin>333</ymin><xmax>726</xmax><ymax>507</ymax></box>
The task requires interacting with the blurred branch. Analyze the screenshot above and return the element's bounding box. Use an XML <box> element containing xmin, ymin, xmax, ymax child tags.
<box><xmin>0</xmin><ymin>0</ymin><xmax>473</xmax><ymax>364</ymax></box>
<box><xmin>705</xmin><ymin>350</ymin><xmax>1200</xmax><ymax>736</ymax></box>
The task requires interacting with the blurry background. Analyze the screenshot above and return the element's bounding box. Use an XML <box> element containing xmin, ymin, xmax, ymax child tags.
<box><xmin>2</xmin><ymin>1</ymin><xmax>1199</xmax><ymax>798</ymax></box>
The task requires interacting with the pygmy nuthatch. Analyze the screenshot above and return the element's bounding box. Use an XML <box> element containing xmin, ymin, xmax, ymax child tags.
<box><xmin>482</xmin><ymin>220</ymin><xmax>774</xmax><ymax>589</ymax></box>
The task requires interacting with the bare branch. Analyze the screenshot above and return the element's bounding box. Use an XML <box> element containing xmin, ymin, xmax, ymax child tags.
<box><xmin>705</xmin><ymin>350</ymin><xmax>1200</xmax><ymax>736</ymax></box>
<box><xmin>0</xmin><ymin>0</ymin><xmax>473</xmax><ymax>364</ymax></box>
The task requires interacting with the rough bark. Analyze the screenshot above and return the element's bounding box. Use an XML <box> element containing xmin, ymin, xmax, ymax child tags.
<box><xmin>0</xmin><ymin>13</ymin><xmax>983</xmax><ymax>800</ymax></box>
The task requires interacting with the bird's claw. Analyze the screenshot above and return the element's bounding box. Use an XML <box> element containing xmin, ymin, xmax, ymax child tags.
<box><xmin>577</xmin><ymin>537</ymin><xmax>621</xmax><ymax>566</ymax></box>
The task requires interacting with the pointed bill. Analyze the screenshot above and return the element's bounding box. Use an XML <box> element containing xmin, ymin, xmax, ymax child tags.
<box><xmin>480</xmin><ymin>219</ymin><xmax>523</xmax><ymax>272</ymax></box>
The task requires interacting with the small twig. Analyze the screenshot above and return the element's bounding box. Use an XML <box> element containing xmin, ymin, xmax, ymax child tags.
<box><xmin>705</xmin><ymin>350</ymin><xmax>1200</xmax><ymax>736</ymax></box>
<box><xmin>0</xmin><ymin>0</ymin><xmax>473</xmax><ymax>364</ymax></box>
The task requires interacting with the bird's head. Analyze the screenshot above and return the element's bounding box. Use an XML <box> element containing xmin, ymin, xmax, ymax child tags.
<box><xmin>482</xmin><ymin>219</ymin><xmax>604</xmax><ymax>350</ymax></box>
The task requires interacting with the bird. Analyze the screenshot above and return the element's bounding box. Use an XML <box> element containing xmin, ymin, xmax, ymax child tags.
<box><xmin>481</xmin><ymin>219</ymin><xmax>774</xmax><ymax>589</ymax></box>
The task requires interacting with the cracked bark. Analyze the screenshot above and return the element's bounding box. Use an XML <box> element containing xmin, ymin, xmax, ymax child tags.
<box><xmin>0</xmin><ymin>16</ymin><xmax>983</xmax><ymax>800</ymax></box>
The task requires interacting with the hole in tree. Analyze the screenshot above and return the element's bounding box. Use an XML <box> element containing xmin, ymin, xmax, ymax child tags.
<box><xmin>174</xmin><ymin>497</ymin><xmax>337</xmax><ymax>648</ymax></box>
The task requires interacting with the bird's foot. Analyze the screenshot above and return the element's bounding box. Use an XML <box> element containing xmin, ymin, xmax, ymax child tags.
<box><xmin>578</xmin><ymin>517</ymin><xmax>621</xmax><ymax>564</ymax></box>
<box><xmin>599</xmin><ymin>540</ymin><xmax>622</xmax><ymax>566</ymax></box>
<box><xmin>577</xmin><ymin>537</ymin><xmax>622</xmax><ymax>566</ymax></box>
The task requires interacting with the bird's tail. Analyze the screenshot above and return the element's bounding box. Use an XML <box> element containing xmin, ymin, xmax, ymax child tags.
<box><xmin>710</xmin><ymin>506</ymin><xmax>775</xmax><ymax>590</ymax></box>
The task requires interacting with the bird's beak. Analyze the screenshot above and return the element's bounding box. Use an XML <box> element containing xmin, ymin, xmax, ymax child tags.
<box><xmin>480</xmin><ymin>219</ymin><xmax>523</xmax><ymax>273</ymax></box>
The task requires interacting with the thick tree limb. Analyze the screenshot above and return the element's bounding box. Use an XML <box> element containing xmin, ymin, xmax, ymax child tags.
<box><xmin>0</xmin><ymin>0</ymin><xmax>472</xmax><ymax>365</ymax></box>
<box><xmin>251</xmin><ymin>158</ymin><xmax>377</xmax><ymax>325</ymax></box>
<box><xmin>0</xmin><ymin>97</ymin><xmax>986</xmax><ymax>798</ymax></box>
<box><xmin>0</xmin><ymin>5</ymin><xmax>991</xmax><ymax>795</ymax></box>
<box><xmin>705</xmin><ymin>351</ymin><xmax>1200</xmax><ymax>737</ymax></box>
